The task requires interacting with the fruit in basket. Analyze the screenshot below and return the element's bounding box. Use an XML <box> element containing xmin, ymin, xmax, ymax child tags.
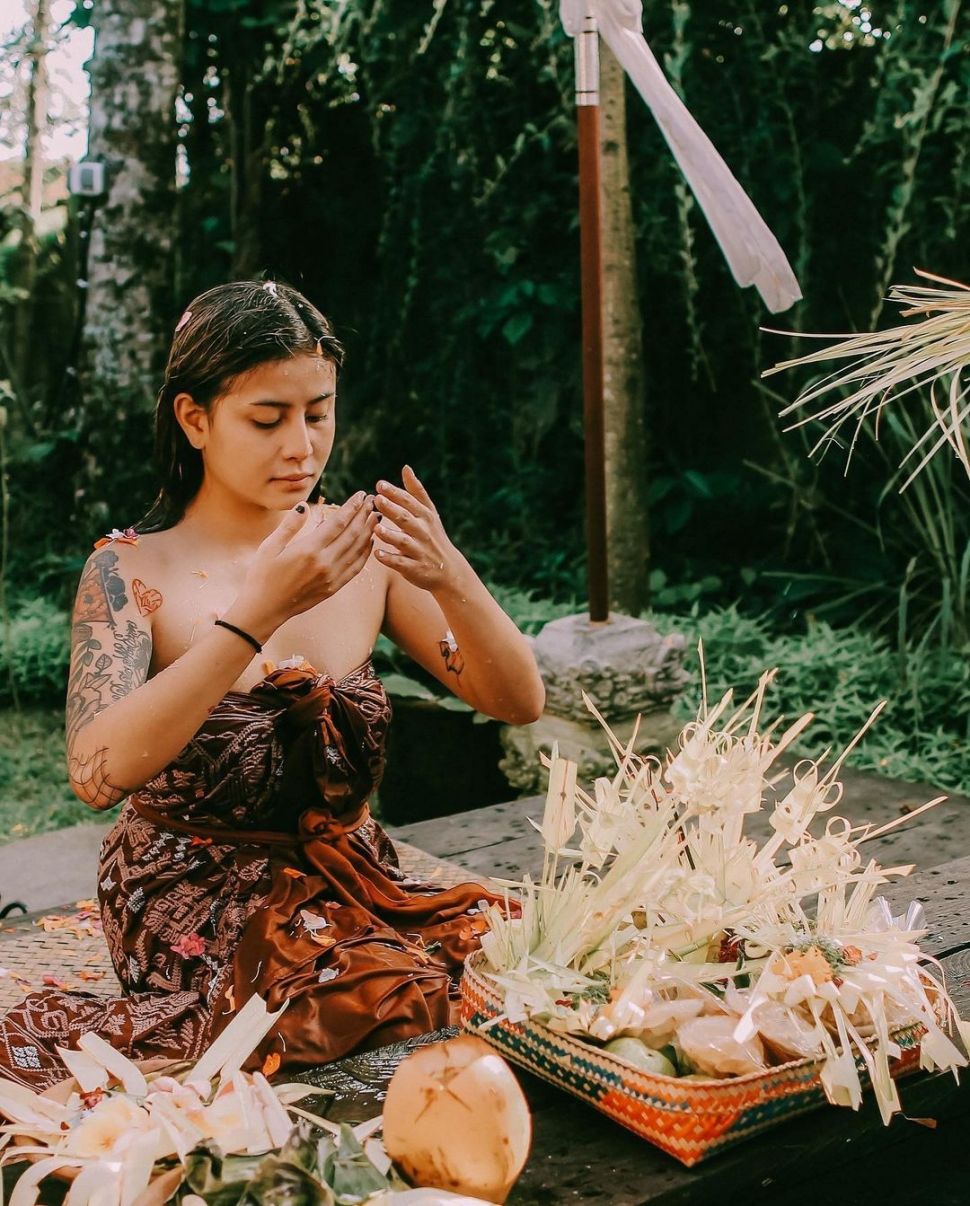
<box><xmin>382</xmin><ymin>1035</ymin><xmax>531</xmax><ymax>1204</ymax></box>
<box><xmin>603</xmin><ymin>1037</ymin><xmax>677</xmax><ymax>1077</ymax></box>
<box><xmin>677</xmin><ymin>1015</ymin><xmax>766</xmax><ymax>1077</ymax></box>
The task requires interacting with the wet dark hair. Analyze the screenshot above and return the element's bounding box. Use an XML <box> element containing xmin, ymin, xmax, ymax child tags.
<box><xmin>138</xmin><ymin>280</ymin><xmax>344</xmax><ymax>532</ymax></box>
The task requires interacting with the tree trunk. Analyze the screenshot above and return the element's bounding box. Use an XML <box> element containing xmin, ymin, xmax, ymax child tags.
<box><xmin>13</xmin><ymin>0</ymin><xmax>50</xmax><ymax>396</ymax></box>
<box><xmin>600</xmin><ymin>44</ymin><xmax>650</xmax><ymax>616</ymax></box>
<box><xmin>82</xmin><ymin>0</ymin><xmax>183</xmax><ymax>410</ymax></box>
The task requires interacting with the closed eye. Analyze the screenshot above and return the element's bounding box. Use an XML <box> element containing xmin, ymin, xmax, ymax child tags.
<box><xmin>253</xmin><ymin>413</ymin><xmax>331</xmax><ymax>430</ymax></box>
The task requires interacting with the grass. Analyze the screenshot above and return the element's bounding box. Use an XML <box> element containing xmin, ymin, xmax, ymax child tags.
<box><xmin>0</xmin><ymin>707</ymin><xmax>94</xmax><ymax>843</ymax></box>
<box><xmin>648</xmin><ymin>606</ymin><xmax>970</xmax><ymax>796</ymax></box>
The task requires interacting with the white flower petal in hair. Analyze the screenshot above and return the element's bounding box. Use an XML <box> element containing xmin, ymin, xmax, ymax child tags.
<box><xmin>174</xmin><ymin>309</ymin><xmax>192</xmax><ymax>333</ymax></box>
<box><xmin>262</xmin><ymin>281</ymin><xmax>279</xmax><ymax>297</ymax></box>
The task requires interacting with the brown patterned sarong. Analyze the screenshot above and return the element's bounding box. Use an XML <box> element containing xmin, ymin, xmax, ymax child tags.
<box><xmin>0</xmin><ymin>663</ymin><xmax>504</xmax><ymax>1090</ymax></box>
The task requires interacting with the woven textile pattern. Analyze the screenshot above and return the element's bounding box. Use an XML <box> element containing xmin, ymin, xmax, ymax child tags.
<box><xmin>0</xmin><ymin>663</ymin><xmax>501</xmax><ymax>1091</ymax></box>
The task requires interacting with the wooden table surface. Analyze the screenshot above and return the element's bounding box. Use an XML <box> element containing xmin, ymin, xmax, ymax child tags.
<box><xmin>4</xmin><ymin>780</ymin><xmax>969</xmax><ymax>1205</ymax></box>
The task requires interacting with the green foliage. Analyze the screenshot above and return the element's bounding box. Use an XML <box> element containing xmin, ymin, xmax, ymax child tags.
<box><xmin>0</xmin><ymin>596</ymin><xmax>70</xmax><ymax>705</ymax></box>
<box><xmin>179</xmin><ymin>1119</ymin><xmax>405</xmax><ymax>1203</ymax></box>
<box><xmin>649</xmin><ymin>604</ymin><xmax>970</xmax><ymax>795</ymax></box>
<box><xmin>2</xmin><ymin>1</ymin><xmax>969</xmax><ymax>633</ymax></box>
<box><xmin>0</xmin><ymin>706</ymin><xmax>82</xmax><ymax>843</ymax></box>
<box><xmin>486</xmin><ymin>582</ymin><xmax>581</xmax><ymax>634</ymax></box>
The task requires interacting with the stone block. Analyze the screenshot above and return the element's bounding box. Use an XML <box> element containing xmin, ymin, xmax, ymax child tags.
<box><xmin>533</xmin><ymin>612</ymin><xmax>687</xmax><ymax>723</ymax></box>
<box><xmin>499</xmin><ymin>708</ymin><xmax>684</xmax><ymax>796</ymax></box>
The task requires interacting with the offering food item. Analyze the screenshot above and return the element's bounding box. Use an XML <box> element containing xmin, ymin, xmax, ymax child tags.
<box><xmin>0</xmin><ymin>1001</ymin><xmax>526</xmax><ymax>1204</ymax></box>
<box><xmin>676</xmin><ymin>1016</ymin><xmax>766</xmax><ymax>1078</ymax></box>
<box><xmin>603</xmin><ymin>1038</ymin><xmax>677</xmax><ymax>1077</ymax></box>
<box><xmin>382</xmin><ymin>1035</ymin><xmax>531</xmax><ymax>1204</ymax></box>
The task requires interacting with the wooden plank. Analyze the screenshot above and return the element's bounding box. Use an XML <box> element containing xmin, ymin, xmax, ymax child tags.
<box><xmin>439</xmin><ymin>833</ymin><xmax>545</xmax><ymax>881</ymax></box>
<box><xmin>386</xmin><ymin>795</ymin><xmax>544</xmax><ymax>859</ymax></box>
<box><xmin>507</xmin><ymin>1050</ymin><xmax>970</xmax><ymax>1205</ymax></box>
<box><xmin>881</xmin><ymin>854</ymin><xmax>970</xmax><ymax>960</ymax></box>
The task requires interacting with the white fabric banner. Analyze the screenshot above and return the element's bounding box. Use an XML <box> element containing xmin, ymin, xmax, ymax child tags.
<box><xmin>561</xmin><ymin>1</ymin><xmax>802</xmax><ymax>313</ymax></box>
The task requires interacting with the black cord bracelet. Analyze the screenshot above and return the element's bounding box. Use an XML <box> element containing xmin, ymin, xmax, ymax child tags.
<box><xmin>214</xmin><ymin>619</ymin><xmax>263</xmax><ymax>654</ymax></box>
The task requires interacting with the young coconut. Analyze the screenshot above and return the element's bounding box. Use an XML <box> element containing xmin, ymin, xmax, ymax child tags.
<box><xmin>382</xmin><ymin>1035</ymin><xmax>531</xmax><ymax>1204</ymax></box>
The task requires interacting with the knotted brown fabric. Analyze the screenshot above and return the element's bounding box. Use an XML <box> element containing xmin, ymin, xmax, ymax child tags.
<box><xmin>0</xmin><ymin>662</ymin><xmax>508</xmax><ymax>1090</ymax></box>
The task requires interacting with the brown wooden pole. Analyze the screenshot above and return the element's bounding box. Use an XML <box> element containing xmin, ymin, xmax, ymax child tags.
<box><xmin>574</xmin><ymin>18</ymin><xmax>609</xmax><ymax>622</ymax></box>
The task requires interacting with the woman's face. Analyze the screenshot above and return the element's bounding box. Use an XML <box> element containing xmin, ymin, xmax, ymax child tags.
<box><xmin>183</xmin><ymin>353</ymin><xmax>337</xmax><ymax>510</ymax></box>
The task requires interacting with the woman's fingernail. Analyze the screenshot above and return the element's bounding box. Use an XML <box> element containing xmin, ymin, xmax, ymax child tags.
<box><xmin>295</xmin><ymin>503</ymin><xmax>307</xmax><ymax>514</ymax></box>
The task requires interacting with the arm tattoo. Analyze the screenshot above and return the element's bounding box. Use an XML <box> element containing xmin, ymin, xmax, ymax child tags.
<box><xmin>111</xmin><ymin>619</ymin><xmax>152</xmax><ymax>701</ymax></box>
<box><xmin>438</xmin><ymin>630</ymin><xmax>465</xmax><ymax>678</ymax></box>
<box><xmin>67</xmin><ymin>745</ymin><xmax>131</xmax><ymax>811</ymax></box>
<box><xmin>132</xmin><ymin>578</ymin><xmax>163</xmax><ymax>616</ymax></box>
<box><xmin>74</xmin><ymin>549</ymin><xmax>128</xmax><ymax>628</ymax></box>
<box><xmin>65</xmin><ymin>623</ymin><xmax>112</xmax><ymax>748</ymax></box>
<box><xmin>66</xmin><ymin>553</ymin><xmax>148</xmax><ymax>809</ymax></box>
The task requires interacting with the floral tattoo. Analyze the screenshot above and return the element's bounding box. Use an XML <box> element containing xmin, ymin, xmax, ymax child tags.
<box><xmin>74</xmin><ymin>549</ymin><xmax>128</xmax><ymax>627</ymax></box>
<box><xmin>65</xmin><ymin>552</ymin><xmax>152</xmax><ymax>809</ymax></box>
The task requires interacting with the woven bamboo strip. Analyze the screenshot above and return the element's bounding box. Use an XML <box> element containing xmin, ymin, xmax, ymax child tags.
<box><xmin>459</xmin><ymin>950</ymin><xmax>925</xmax><ymax>1166</ymax></box>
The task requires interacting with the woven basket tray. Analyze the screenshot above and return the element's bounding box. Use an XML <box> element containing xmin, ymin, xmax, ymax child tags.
<box><xmin>460</xmin><ymin>950</ymin><xmax>925</xmax><ymax>1167</ymax></box>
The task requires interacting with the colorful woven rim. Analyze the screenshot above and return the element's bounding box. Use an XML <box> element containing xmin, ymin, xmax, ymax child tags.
<box><xmin>459</xmin><ymin>950</ymin><xmax>924</xmax><ymax>1167</ymax></box>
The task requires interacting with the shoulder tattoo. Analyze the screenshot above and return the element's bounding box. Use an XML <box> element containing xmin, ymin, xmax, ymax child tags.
<box><xmin>74</xmin><ymin>549</ymin><xmax>129</xmax><ymax>627</ymax></box>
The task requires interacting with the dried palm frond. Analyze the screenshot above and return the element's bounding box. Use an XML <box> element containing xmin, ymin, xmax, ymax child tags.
<box><xmin>0</xmin><ymin>998</ymin><xmax>454</xmax><ymax>1205</ymax></box>
<box><xmin>763</xmin><ymin>270</ymin><xmax>970</xmax><ymax>488</ymax></box>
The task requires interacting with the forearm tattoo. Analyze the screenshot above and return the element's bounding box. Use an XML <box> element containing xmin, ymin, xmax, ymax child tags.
<box><xmin>438</xmin><ymin>630</ymin><xmax>465</xmax><ymax>678</ymax></box>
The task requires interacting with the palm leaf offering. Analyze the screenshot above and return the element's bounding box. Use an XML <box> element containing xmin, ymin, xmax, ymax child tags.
<box><xmin>475</xmin><ymin>660</ymin><xmax>969</xmax><ymax>1125</ymax></box>
<box><xmin>764</xmin><ymin>270</ymin><xmax>970</xmax><ymax>487</ymax></box>
<box><xmin>0</xmin><ymin>996</ymin><xmax>491</xmax><ymax>1206</ymax></box>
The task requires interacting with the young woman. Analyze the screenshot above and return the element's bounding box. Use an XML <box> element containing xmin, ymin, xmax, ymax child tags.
<box><xmin>0</xmin><ymin>280</ymin><xmax>543</xmax><ymax>1089</ymax></box>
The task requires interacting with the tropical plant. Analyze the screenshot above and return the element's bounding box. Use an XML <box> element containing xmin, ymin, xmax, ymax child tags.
<box><xmin>765</xmin><ymin>271</ymin><xmax>970</xmax><ymax>487</ymax></box>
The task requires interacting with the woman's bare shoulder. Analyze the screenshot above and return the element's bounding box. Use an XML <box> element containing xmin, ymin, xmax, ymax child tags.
<box><xmin>79</xmin><ymin>527</ymin><xmax>174</xmax><ymax>587</ymax></box>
